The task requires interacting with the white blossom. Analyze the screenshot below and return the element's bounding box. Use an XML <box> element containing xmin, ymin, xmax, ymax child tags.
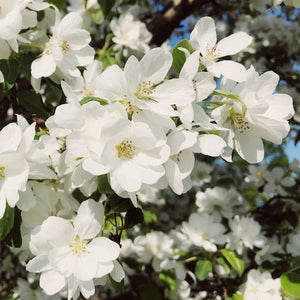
<box><xmin>181</xmin><ymin>212</ymin><xmax>227</xmax><ymax>252</ymax></box>
<box><xmin>245</xmin><ymin>164</ymin><xmax>268</xmax><ymax>186</ymax></box>
<box><xmin>190</xmin><ymin>16</ymin><xmax>253</xmax><ymax>82</ymax></box>
<box><xmin>211</xmin><ymin>66</ymin><xmax>294</xmax><ymax>163</ymax></box>
<box><xmin>286</xmin><ymin>232</ymin><xmax>300</xmax><ymax>256</ymax></box>
<box><xmin>240</xmin><ymin>269</ymin><xmax>282</xmax><ymax>300</ymax></box>
<box><xmin>263</xmin><ymin>167</ymin><xmax>296</xmax><ymax>195</ymax></box>
<box><xmin>164</xmin><ymin>130</ymin><xmax>198</xmax><ymax>195</ymax></box>
<box><xmin>196</xmin><ymin>187</ymin><xmax>244</xmax><ymax>219</ymax></box>
<box><xmin>31</xmin><ymin>12</ymin><xmax>94</xmax><ymax>79</ymax></box>
<box><xmin>96</xmin><ymin>47</ymin><xmax>195</xmax><ymax>118</ymax></box>
<box><xmin>0</xmin><ymin>123</ymin><xmax>29</xmax><ymax>218</ymax></box>
<box><xmin>26</xmin><ymin>199</ymin><xmax>123</xmax><ymax>300</ymax></box>
<box><xmin>0</xmin><ymin>0</ymin><xmax>38</xmax><ymax>59</ymax></box>
<box><xmin>110</xmin><ymin>12</ymin><xmax>152</xmax><ymax>57</ymax></box>
<box><xmin>227</xmin><ymin>216</ymin><xmax>266</xmax><ymax>254</ymax></box>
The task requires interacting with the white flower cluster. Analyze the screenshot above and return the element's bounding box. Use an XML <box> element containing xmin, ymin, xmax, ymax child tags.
<box><xmin>116</xmin><ymin>180</ymin><xmax>297</xmax><ymax>300</ymax></box>
<box><xmin>0</xmin><ymin>0</ymin><xmax>47</xmax><ymax>60</ymax></box>
<box><xmin>250</xmin><ymin>0</ymin><xmax>300</xmax><ymax>11</ymax></box>
<box><xmin>234</xmin><ymin>14</ymin><xmax>300</xmax><ymax>121</ymax></box>
<box><xmin>26</xmin><ymin>199</ymin><xmax>123</xmax><ymax>299</ymax></box>
<box><xmin>0</xmin><ymin>3</ymin><xmax>297</xmax><ymax>299</ymax></box>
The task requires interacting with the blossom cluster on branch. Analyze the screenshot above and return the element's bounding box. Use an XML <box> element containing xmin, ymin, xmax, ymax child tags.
<box><xmin>0</xmin><ymin>1</ymin><xmax>299</xmax><ymax>300</ymax></box>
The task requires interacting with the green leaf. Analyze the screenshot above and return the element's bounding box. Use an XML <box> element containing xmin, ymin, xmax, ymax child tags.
<box><xmin>0</xmin><ymin>59</ymin><xmax>20</xmax><ymax>90</ymax></box>
<box><xmin>97</xmin><ymin>174</ymin><xmax>114</xmax><ymax>195</ymax></box>
<box><xmin>17</xmin><ymin>90</ymin><xmax>50</xmax><ymax>120</ymax></box>
<box><xmin>97</xmin><ymin>0</ymin><xmax>116</xmax><ymax>16</ymax></box>
<box><xmin>92</xmin><ymin>9</ymin><xmax>104</xmax><ymax>24</ymax></box>
<box><xmin>217</xmin><ymin>257</ymin><xmax>232</xmax><ymax>276</ymax></box>
<box><xmin>79</xmin><ymin>96</ymin><xmax>108</xmax><ymax>106</ymax></box>
<box><xmin>72</xmin><ymin>188</ymin><xmax>88</xmax><ymax>203</ymax></box>
<box><xmin>159</xmin><ymin>272</ymin><xmax>176</xmax><ymax>291</ymax></box>
<box><xmin>16</xmin><ymin>52</ymin><xmax>36</xmax><ymax>79</ymax></box>
<box><xmin>45</xmin><ymin>78</ymin><xmax>63</xmax><ymax>103</ymax></box>
<box><xmin>225</xmin><ymin>294</ymin><xmax>243</xmax><ymax>300</ymax></box>
<box><xmin>101</xmin><ymin>55</ymin><xmax>119</xmax><ymax>70</ymax></box>
<box><xmin>221</xmin><ymin>249</ymin><xmax>244</xmax><ymax>277</ymax></box>
<box><xmin>124</xmin><ymin>207</ymin><xmax>144</xmax><ymax>229</ymax></box>
<box><xmin>280</xmin><ymin>272</ymin><xmax>300</xmax><ymax>298</ymax></box>
<box><xmin>0</xmin><ymin>205</ymin><xmax>14</xmax><ymax>241</ymax></box>
<box><xmin>172</xmin><ymin>39</ymin><xmax>194</xmax><ymax>74</ymax></box>
<box><xmin>3</xmin><ymin>207</ymin><xmax>22</xmax><ymax>247</ymax></box>
<box><xmin>194</xmin><ymin>260</ymin><xmax>213</xmax><ymax>281</ymax></box>
<box><xmin>110</xmin><ymin>194</ymin><xmax>134</xmax><ymax>213</ymax></box>
<box><xmin>109</xmin><ymin>275</ymin><xmax>124</xmax><ymax>292</ymax></box>
<box><xmin>242</xmin><ymin>186</ymin><xmax>259</xmax><ymax>201</ymax></box>
<box><xmin>143</xmin><ymin>209</ymin><xmax>157</xmax><ymax>224</ymax></box>
<box><xmin>45</xmin><ymin>0</ymin><xmax>68</xmax><ymax>12</ymax></box>
<box><xmin>289</xmin><ymin>257</ymin><xmax>300</xmax><ymax>272</ymax></box>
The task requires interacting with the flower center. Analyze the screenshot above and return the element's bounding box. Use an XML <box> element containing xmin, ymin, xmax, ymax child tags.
<box><xmin>172</xmin><ymin>150</ymin><xmax>183</xmax><ymax>163</ymax></box>
<box><xmin>81</xmin><ymin>86</ymin><xmax>94</xmax><ymax>97</ymax></box>
<box><xmin>70</xmin><ymin>235</ymin><xmax>88</xmax><ymax>257</ymax></box>
<box><xmin>274</xmin><ymin>179</ymin><xmax>281</xmax><ymax>185</ymax></box>
<box><xmin>243</xmin><ymin>229</ymin><xmax>249</xmax><ymax>236</ymax></box>
<box><xmin>205</xmin><ymin>44</ymin><xmax>220</xmax><ymax>61</ymax></box>
<box><xmin>202</xmin><ymin>233</ymin><xmax>210</xmax><ymax>240</ymax></box>
<box><xmin>232</xmin><ymin>113</ymin><xmax>250</xmax><ymax>134</ymax></box>
<box><xmin>134</xmin><ymin>81</ymin><xmax>156</xmax><ymax>101</ymax></box>
<box><xmin>116</xmin><ymin>140</ymin><xmax>136</xmax><ymax>159</ymax></box>
<box><xmin>256</xmin><ymin>171</ymin><xmax>262</xmax><ymax>178</ymax></box>
<box><xmin>122</xmin><ymin>33</ymin><xmax>129</xmax><ymax>41</ymax></box>
<box><xmin>249</xmin><ymin>285</ymin><xmax>259</xmax><ymax>294</ymax></box>
<box><xmin>117</xmin><ymin>95</ymin><xmax>138</xmax><ymax>118</ymax></box>
<box><xmin>213</xmin><ymin>204</ymin><xmax>222</xmax><ymax>211</ymax></box>
<box><xmin>60</xmin><ymin>40</ymin><xmax>70</xmax><ymax>53</ymax></box>
<box><xmin>0</xmin><ymin>167</ymin><xmax>5</xmax><ymax>179</ymax></box>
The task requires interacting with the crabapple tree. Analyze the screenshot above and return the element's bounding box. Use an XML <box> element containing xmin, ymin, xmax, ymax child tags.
<box><xmin>0</xmin><ymin>1</ymin><xmax>299</xmax><ymax>300</ymax></box>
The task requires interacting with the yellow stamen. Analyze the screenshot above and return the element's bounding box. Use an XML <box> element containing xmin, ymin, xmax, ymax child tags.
<box><xmin>70</xmin><ymin>235</ymin><xmax>88</xmax><ymax>257</ymax></box>
<box><xmin>205</xmin><ymin>43</ymin><xmax>220</xmax><ymax>60</ymax></box>
<box><xmin>232</xmin><ymin>113</ymin><xmax>250</xmax><ymax>134</ymax></box>
<box><xmin>116</xmin><ymin>140</ymin><xmax>136</xmax><ymax>158</ymax></box>
<box><xmin>60</xmin><ymin>40</ymin><xmax>70</xmax><ymax>53</ymax></box>
<box><xmin>0</xmin><ymin>167</ymin><xmax>5</xmax><ymax>179</ymax></box>
<box><xmin>134</xmin><ymin>81</ymin><xmax>156</xmax><ymax>101</ymax></box>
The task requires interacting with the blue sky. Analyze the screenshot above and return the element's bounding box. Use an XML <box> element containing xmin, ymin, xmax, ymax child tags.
<box><xmin>285</xmin><ymin>130</ymin><xmax>300</xmax><ymax>162</ymax></box>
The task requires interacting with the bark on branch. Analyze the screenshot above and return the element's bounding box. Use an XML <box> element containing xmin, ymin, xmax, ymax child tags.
<box><xmin>146</xmin><ymin>0</ymin><xmax>212</xmax><ymax>46</ymax></box>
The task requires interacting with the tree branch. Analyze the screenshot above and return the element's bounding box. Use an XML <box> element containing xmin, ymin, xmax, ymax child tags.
<box><xmin>146</xmin><ymin>0</ymin><xmax>212</xmax><ymax>46</ymax></box>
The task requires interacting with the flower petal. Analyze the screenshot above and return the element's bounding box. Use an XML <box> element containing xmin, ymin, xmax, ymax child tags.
<box><xmin>88</xmin><ymin>237</ymin><xmax>120</xmax><ymax>262</ymax></box>
<box><xmin>216</xmin><ymin>32</ymin><xmax>253</xmax><ymax>57</ymax></box>
<box><xmin>208</xmin><ymin>60</ymin><xmax>247</xmax><ymax>82</ymax></box>
<box><xmin>235</xmin><ymin>133</ymin><xmax>264</xmax><ymax>163</ymax></box>
<box><xmin>110</xmin><ymin>261</ymin><xmax>125</xmax><ymax>282</ymax></box>
<box><xmin>190</xmin><ymin>17</ymin><xmax>216</xmax><ymax>56</ymax></box>
<box><xmin>74</xmin><ymin>199</ymin><xmax>104</xmax><ymax>239</ymax></box>
<box><xmin>31</xmin><ymin>54</ymin><xmax>56</xmax><ymax>79</ymax></box>
<box><xmin>192</xmin><ymin>134</ymin><xmax>226</xmax><ymax>157</ymax></box>
<box><xmin>140</xmin><ymin>48</ymin><xmax>172</xmax><ymax>84</ymax></box>
<box><xmin>40</xmin><ymin>270</ymin><xmax>66</xmax><ymax>295</ymax></box>
<box><xmin>0</xmin><ymin>123</ymin><xmax>22</xmax><ymax>152</ymax></box>
<box><xmin>41</xmin><ymin>216</ymin><xmax>75</xmax><ymax>247</ymax></box>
